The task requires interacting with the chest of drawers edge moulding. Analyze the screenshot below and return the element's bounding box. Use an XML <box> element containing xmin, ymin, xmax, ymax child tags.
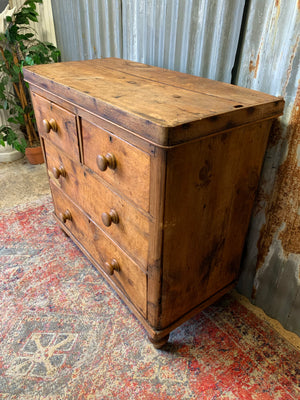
<box><xmin>24</xmin><ymin>57</ymin><xmax>284</xmax><ymax>348</ymax></box>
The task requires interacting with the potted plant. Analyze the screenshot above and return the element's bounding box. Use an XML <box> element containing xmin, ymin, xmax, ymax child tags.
<box><xmin>0</xmin><ymin>0</ymin><xmax>60</xmax><ymax>164</ymax></box>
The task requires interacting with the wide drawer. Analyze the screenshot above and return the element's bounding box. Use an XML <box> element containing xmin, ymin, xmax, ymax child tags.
<box><xmin>44</xmin><ymin>139</ymin><xmax>149</xmax><ymax>267</ymax></box>
<box><xmin>31</xmin><ymin>92</ymin><xmax>79</xmax><ymax>161</ymax></box>
<box><xmin>50</xmin><ymin>182</ymin><xmax>147</xmax><ymax>316</ymax></box>
<box><xmin>81</xmin><ymin>119</ymin><xmax>150</xmax><ymax>212</ymax></box>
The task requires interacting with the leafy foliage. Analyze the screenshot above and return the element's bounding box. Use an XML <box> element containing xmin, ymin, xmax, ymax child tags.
<box><xmin>0</xmin><ymin>0</ymin><xmax>60</xmax><ymax>153</ymax></box>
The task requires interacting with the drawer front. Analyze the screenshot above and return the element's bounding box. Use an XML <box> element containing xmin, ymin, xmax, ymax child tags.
<box><xmin>31</xmin><ymin>92</ymin><xmax>79</xmax><ymax>160</ymax></box>
<box><xmin>50</xmin><ymin>183</ymin><xmax>147</xmax><ymax>316</ymax></box>
<box><xmin>81</xmin><ymin>119</ymin><xmax>150</xmax><ymax>211</ymax></box>
<box><xmin>44</xmin><ymin>139</ymin><xmax>149</xmax><ymax>267</ymax></box>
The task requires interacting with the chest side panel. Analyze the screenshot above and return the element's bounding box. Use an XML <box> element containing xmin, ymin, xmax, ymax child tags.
<box><xmin>158</xmin><ymin>120</ymin><xmax>273</xmax><ymax>329</ymax></box>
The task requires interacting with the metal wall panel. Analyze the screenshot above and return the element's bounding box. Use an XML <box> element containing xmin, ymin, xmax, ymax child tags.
<box><xmin>235</xmin><ymin>0</ymin><xmax>300</xmax><ymax>335</ymax></box>
<box><xmin>51</xmin><ymin>0</ymin><xmax>244</xmax><ymax>82</ymax></box>
<box><xmin>51</xmin><ymin>0</ymin><xmax>122</xmax><ymax>61</ymax></box>
<box><xmin>122</xmin><ymin>0</ymin><xmax>245</xmax><ymax>82</ymax></box>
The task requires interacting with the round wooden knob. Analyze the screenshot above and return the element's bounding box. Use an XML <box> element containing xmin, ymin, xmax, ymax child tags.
<box><xmin>60</xmin><ymin>209</ymin><xmax>72</xmax><ymax>223</ymax></box>
<box><xmin>96</xmin><ymin>153</ymin><xmax>117</xmax><ymax>171</ymax></box>
<box><xmin>52</xmin><ymin>165</ymin><xmax>66</xmax><ymax>179</ymax></box>
<box><xmin>101</xmin><ymin>209</ymin><xmax>119</xmax><ymax>227</ymax></box>
<box><xmin>43</xmin><ymin>118</ymin><xmax>58</xmax><ymax>133</ymax></box>
<box><xmin>105</xmin><ymin>259</ymin><xmax>120</xmax><ymax>275</ymax></box>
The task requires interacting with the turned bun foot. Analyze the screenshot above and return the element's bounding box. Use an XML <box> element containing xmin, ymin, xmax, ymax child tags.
<box><xmin>149</xmin><ymin>334</ymin><xmax>170</xmax><ymax>349</ymax></box>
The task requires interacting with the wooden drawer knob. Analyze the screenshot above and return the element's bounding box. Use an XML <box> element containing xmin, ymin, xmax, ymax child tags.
<box><xmin>96</xmin><ymin>153</ymin><xmax>117</xmax><ymax>171</ymax></box>
<box><xmin>43</xmin><ymin>118</ymin><xmax>58</xmax><ymax>133</ymax></box>
<box><xmin>105</xmin><ymin>259</ymin><xmax>120</xmax><ymax>275</ymax></box>
<box><xmin>52</xmin><ymin>165</ymin><xmax>66</xmax><ymax>179</ymax></box>
<box><xmin>101</xmin><ymin>209</ymin><xmax>119</xmax><ymax>227</ymax></box>
<box><xmin>60</xmin><ymin>209</ymin><xmax>72</xmax><ymax>223</ymax></box>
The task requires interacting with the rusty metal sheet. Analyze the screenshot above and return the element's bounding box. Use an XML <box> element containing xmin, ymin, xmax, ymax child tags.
<box><xmin>235</xmin><ymin>0</ymin><xmax>300</xmax><ymax>335</ymax></box>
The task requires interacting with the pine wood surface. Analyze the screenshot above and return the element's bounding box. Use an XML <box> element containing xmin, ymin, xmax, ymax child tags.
<box><xmin>50</xmin><ymin>182</ymin><xmax>147</xmax><ymax>316</ymax></box>
<box><xmin>81</xmin><ymin>118</ymin><xmax>150</xmax><ymax>211</ymax></box>
<box><xmin>24</xmin><ymin>58</ymin><xmax>284</xmax><ymax>146</ymax></box>
<box><xmin>25</xmin><ymin>58</ymin><xmax>285</xmax><ymax>346</ymax></box>
<box><xmin>158</xmin><ymin>120</ymin><xmax>272</xmax><ymax>328</ymax></box>
<box><xmin>44</xmin><ymin>138</ymin><xmax>150</xmax><ymax>268</ymax></box>
<box><xmin>31</xmin><ymin>92</ymin><xmax>79</xmax><ymax>160</ymax></box>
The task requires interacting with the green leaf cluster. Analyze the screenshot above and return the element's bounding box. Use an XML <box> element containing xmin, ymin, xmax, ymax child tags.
<box><xmin>0</xmin><ymin>125</ymin><xmax>27</xmax><ymax>153</ymax></box>
<box><xmin>0</xmin><ymin>0</ymin><xmax>60</xmax><ymax>153</ymax></box>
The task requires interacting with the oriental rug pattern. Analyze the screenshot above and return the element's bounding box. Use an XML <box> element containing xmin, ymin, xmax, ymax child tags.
<box><xmin>0</xmin><ymin>197</ymin><xmax>299</xmax><ymax>399</ymax></box>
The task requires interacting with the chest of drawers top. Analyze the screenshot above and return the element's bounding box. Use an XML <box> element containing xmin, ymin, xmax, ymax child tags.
<box><xmin>23</xmin><ymin>57</ymin><xmax>283</xmax><ymax>147</ymax></box>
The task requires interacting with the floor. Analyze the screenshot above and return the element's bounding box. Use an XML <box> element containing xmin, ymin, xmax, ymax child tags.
<box><xmin>0</xmin><ymin>157</ymin><xmax>50</xmax><ymax>209</ymax></box>
<box><xmin>1</xmin><ymin>156</ymin><xmax>300</xmax><ymax>353</ymax></box>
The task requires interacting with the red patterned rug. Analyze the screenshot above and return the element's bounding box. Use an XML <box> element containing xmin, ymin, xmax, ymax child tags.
<box><xmin>0</xmin><ymin>196</ymin><xmax>299</xmax><ymax>399</ymax></box>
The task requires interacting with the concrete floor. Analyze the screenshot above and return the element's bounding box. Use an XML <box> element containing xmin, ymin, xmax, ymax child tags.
<box><xmin>0</xmin><ymin>156</ymin><xmax>50</xmax><ymax>209</ymax></box>
<box><xmin>1</xmin><ymin>157</ymin><xmax>299</xmax><ymax>351</ymax></box>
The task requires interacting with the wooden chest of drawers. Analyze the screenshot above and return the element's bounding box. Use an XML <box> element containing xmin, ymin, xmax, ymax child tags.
<box><xmin>24</xmin><ymin>58</ymin><xmax>284</xmax><ymax>348</ymax></box>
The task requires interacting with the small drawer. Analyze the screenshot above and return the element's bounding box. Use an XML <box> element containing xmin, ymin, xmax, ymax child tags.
<box><xmin>44</xmin><ymin>139</ymin><xmax>149</xmax><ymax>267</ymax></box>
<box><xmin>31</xmin><ymin>92</ymin><xmax>79</xmax><ymax>161</ymax></box>
<box><xmin>50</xmin><ymin>183</ymin><xmax>147</xmax><ymax>316</ymax></box>
<box><xmin>81</xmin><ymin>119</ymin><xmax>150</xmax><ymax>212</ymax></box>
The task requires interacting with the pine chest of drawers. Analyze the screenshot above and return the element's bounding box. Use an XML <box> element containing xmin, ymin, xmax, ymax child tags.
<box><xmin>24</xmin><ymin>58</ymin><xmax>284</xmax><ymax>348</ymax></box>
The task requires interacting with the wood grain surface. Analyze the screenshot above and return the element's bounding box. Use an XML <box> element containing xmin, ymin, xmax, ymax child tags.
<box><xmin>51</xmin><ymin>182</ymin><xmax>147</xmax><ymax>316</ymax></box>
<box><xmin>31</xmin><ymin>92</ymin><xmax>79</xmax><ymax>160</ymax></box>
<box><xmin>44</xmin><ymin>139</ymin><xmax>150</xmax><ymax>268</ymax></box>
<box><xmin>81</xmin><ymin>118</ymin><xmax>150</xmax><ymax>211</ymax></box>
<box><xmin>24</xmin><ymin>58</ymin><xmax>284</xmax><ymax>146</ymax></box>
<box><xmin>25</xmin><ymin>58</ymin><xmax>284</xmax><ymax>345</ymax></box>
<box><xmin>158</xmin><ymin>120</ymin><xmax>272</xmax><ymax>328</ymax></box>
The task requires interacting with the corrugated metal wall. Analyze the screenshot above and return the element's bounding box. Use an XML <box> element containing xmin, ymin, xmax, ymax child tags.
<box><xmin>121</xmin><ymin>0</ymin><xmax>244</xmax><ymax>82</ymax></box>
<box><xmin>51</xmin><ymin>0</ymin><xmax>122</xmax><ymax>61</ymax></box>
<box><xmin>51</xmin><ymin>0</ymin><xmax>244</xmax><ymax>83</ymax></box>
<box><xmin>235</xmin><ymin>0</ymin><xmax>300</xmax><ymax>335</ymax></box>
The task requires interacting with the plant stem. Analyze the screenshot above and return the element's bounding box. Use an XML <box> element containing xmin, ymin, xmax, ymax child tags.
<box><xmin>0</xmin><ymin>45</ymin><xmax>21</xmax><ymax>100</ymax></box>
<box><xmin>0</xmin><ymin>45</ymin><xmax>39</xmax><ymax>147</ymax></box>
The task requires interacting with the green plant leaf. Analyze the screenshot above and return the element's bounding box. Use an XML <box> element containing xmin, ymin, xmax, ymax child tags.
<box><xmin>7</xmin><ymin>117</ymin><xmax>16</xmax><ymax>122</ymax></box>
<box><xmin>14</xmin><ymin>104</ymin><xmax>24</xmax><ymax>114</ymax></box>
<box><xmin>0</xmin><ymin>0</ymin><xmax>60</xmax><ymax>153</ymax></box>
<box><xmin>24</xmin><ymin>0</ymin><xmax>43</xmax><ymax>4</ymax></box>
<box><xmin>27</xmin><ymin>13</ymin><xmax>38</xmax><ymax>22</ymax></box>
<box><xmin>1</xmin><ymin>76</ymin><xmax>9</xmax><ymax>86</ymax></box>
<box><xmin>15</xmin><ymin>137</ymin><xmax>27</xmax><ymax>153</ymax></box>
<box><xmin>24</xmin><ymin>55</ymin><xmax>34</xmax><ymax>65</ymax></box>
<box><xmin>6</xmin><ymin>24</ymin><xmax>19</xmax><ymax>43</ymax></box>
<box><xmin>13</xmin><ymin>64</ymin><xmax>21</xmax><ymax>74</ymax></box>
